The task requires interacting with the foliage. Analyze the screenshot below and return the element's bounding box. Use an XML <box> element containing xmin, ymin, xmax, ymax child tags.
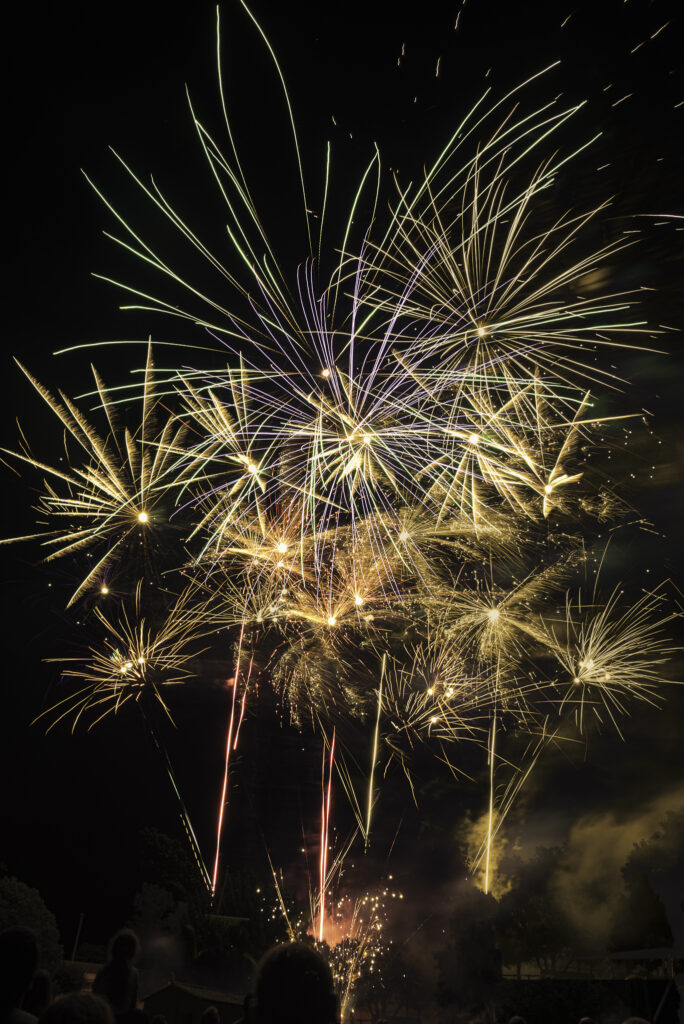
<box><xmin>630</xmin><ymin>810</ymin><xmax>684</xmax><ymax>876</ymax></box>
<box><xmin>355</xmin><ymin>945</ymin><xmax>428</xmax><ymax>1022</ymax></box>
<box><xmin>218</xmin><ymin>869</ymin><xmax>298</xmax><ymax>957</ymax></box>
<box><xmin>0</xmin><ymin>875</ymin><xmax>63</xmax><ymax>970</ymax></box>
<box><xmin>497</xmin><ymin>978</ymin><xmax>623</xmax><ymax>1024</ymax></box>
<box><xmin>138</xmin><ymin>827</ymin><xmax>207</xmax><ymax>904</ymax></box>
<box><xmin>54</xmin><ymin>963</ymin><xmax>85</xmax><ymax>995</ymax></box>
<box><xmin>496</xmin><ymin>847</ymin><xmax>576</xmax><ymax>975</ymax></box>
<box><xmin>436</xmin><ymin>882</ymin><xmax>501</xmax><ymax>1013</ymax></box>
<box><xmin>609</xmin><ymin>868</ymin><xmax>673</xmax><ymax>952</ymax></box>
<box><xmin>626</xmin><ymin>810</ymin><xmax>684</xmax><ymax>947</ymax></box>
<box><xmin>132</xmin><ymin>882</ymin><xmax>184</xmax><ymax>938</ymax></box>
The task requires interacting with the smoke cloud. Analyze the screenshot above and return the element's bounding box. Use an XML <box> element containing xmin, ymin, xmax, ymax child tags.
<box><xmin>548</xmin><ymin>783</ymin><xmax>684</xmax><ymax>949</ymax></box>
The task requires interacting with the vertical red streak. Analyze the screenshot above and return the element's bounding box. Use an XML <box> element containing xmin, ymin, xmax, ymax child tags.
<box><xmin>318</xmin><ymin>749</ymin><xmax>326</xmax><ymax>942</ymax></box>
<box><xmin>318</xmin><ymin>729</ymin><xmax>335</xmax><ymax>942</ymax></box>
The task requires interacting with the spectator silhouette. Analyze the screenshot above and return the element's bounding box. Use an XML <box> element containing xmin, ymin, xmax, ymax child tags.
<box><xmin>0</xmin><ymin>926</ymin><xmax>39</xmax><ymax>1024</ymax></box>
<box><xmin>39</xmin><ymin>995</ymin><xmax>113</xmax><ymax>1024</ymax></box>
<box><xmin>249</xmin><ymin>943</ymin><xmax>338</xmax><ymax>1024</ymax></box>
<box><xmin>92</xmin><ymin>932</ymin><xmax>140</xmax><ymax>1021</ymax></box>
<box><xmin>508</xmin><ymin>1017</ymin><xmax>527</xmax><ymax>1024</ymax></box>
<box><xmin>199</xmin><ymin>1009</ymin><xmax>219</xmax><ymax>1024</ymax></box>
<box><xmin>23</xmin><ymin>973</ymin><xmax>52</xmax><ymax>1019</ymax></box>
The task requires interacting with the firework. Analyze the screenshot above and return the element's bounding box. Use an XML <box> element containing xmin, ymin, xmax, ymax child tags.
<box><xmin>2</xmin><ymin>6</ymin><xmax>678</xmax><ymax>905</ymax></box>
<box><xmin>2</xmin><ymin>347</ymin><xmax>188</xmax><ymax>606</ymax></box>
<box><xmin>41</xmin><ymin>581</ymin><xmax>210</xmax><ymax>730</ymax></box>
<box><xmin>322</xmin><ymin>887</ymin><xmax>399</xmax><ymax>1021</ymax></box>
<box><xmin>547</xmin><ymin>585</ymin><xmax>679</xmax><ymax>736</ymax></box>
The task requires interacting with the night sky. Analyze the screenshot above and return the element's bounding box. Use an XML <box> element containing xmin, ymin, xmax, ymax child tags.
<box><xmin>1</xmin><ymin>0</ymin><xmax>683</xmax><ymax>957</ymax></box>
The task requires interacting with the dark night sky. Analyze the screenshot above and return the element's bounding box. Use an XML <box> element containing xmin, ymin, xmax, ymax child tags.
<box><xmin>1</xmin><ymin>0</ymin><xmax>683</xmax><ymax>955</ymax></box>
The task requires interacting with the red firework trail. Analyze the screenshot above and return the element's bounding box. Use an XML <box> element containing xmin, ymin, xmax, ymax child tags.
<box><xmin>211</xmin><ymin>624</ymin><xmax>247</xmax><ymax>897</ymax></box>
<box><xmin>318</xmin><ymin>729</ymin><xmax>336</xmax><ymax>942</ymax></box>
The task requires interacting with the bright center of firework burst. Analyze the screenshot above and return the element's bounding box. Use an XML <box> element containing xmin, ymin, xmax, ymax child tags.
<box><xmin>321</xmin><ymin>368</ymin><xmax>330</xmax><ymax>378</ymax></box>
<box><xmin>476</xmin><ymin>325</ymin><xmax>487</xmax><ymax>337</ymax></box>
<box><xmin>354</xmin><ymin>594</ymin><xmax>364</xmax><ymax>606</ymax></box>
<box><xmin>488</xmin><ymin>607</ymin><xmax>500</xmax><ymax>622</ymax></box>
<box><xmin>399</xmin><ymin>531</ymin><xmax>410</xmax><ymax>542</ymax></box>
<box><xmin>276</xmin><ymin>542</ymin><xmax>288</xmax><ymax>553</ymax></box>
<box><xmin>100</xmin><ymin>585</ymin><xmax>109</xmax><ymax>595</ymax></box>
<box><xmin>427</xmin><ymin>687</ymin><xmax>434</xmax><ymax>695</ymax></box>
<box><xmin>544</xmin><ymin>484</ymin><xmax>553</xmax><ymax>494</ymax></box>
<box><xmin>247</xmin><ymin>462</ymin><xmax>257</xmax><ymax>474</ymax></box>
<box><xmin>137</xmin><ymin>511</ymin><xmax>148</xmax><ymax>523</ymax></box>
<box><xmin>327</xmin><ymin>616</ymin><xmax>337</xmax><ymax>626</ymax></box>
<box><xmin>468</xmin><ymin>433</ymin><xmax>480</xmax><ymax>445</ymax></box>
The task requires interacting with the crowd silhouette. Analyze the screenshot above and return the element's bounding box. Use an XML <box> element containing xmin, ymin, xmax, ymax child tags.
<box><xmin>92</xmin><ymin>931</ymin><xmax>140</xmax><ymax>1021</ymax></box>
<box><xmin>0</xmin><ymin>924</ymin><xmax>673</xmax><ymax>1024</ymax></box>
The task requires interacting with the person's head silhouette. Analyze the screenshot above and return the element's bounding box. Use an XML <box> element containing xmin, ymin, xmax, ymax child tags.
<box><xmin>0</xmin><ymin>926</ymin><xmax>39</xmax><ymax>1011</ymax></box>
<box><xmin>108</xmin><ymin>931</ymin><xmax>139</xmax><ymax>965</ymax></box>
<box><xmin>252</xmin><ymin>943</ymin><xmax>337</xmax><ymax>1024</ymax></box>
<box><xmin>199</xmin><ymin>1008</ymin><xmax>220</xmax><ymax>1024</ymax></box>
<box><xmin>39</xmin><ymin>994</ymin><xmax>114</xmax><ymax>1024</ymax></box>
<box><xmin>23</xmin><ymin>970</ymin><xmax>52</xmax><ymax>1018</ymax></box>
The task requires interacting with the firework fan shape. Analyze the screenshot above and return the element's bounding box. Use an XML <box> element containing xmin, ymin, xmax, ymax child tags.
<box><xmin>2</xmin><ymin>346</ymin><xmax>190</xmax><ymax>606</ymax></box>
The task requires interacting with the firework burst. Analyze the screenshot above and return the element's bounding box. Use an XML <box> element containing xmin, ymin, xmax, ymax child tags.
<box><xmin>2</xmin><ymin>7</ymin><xmax>678</xmax><ymax>906</ymax></box>
<box><xmin>2</xmin><ymin>347</ymin><xmax>188</xmax><ymax>606</ymax></box>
